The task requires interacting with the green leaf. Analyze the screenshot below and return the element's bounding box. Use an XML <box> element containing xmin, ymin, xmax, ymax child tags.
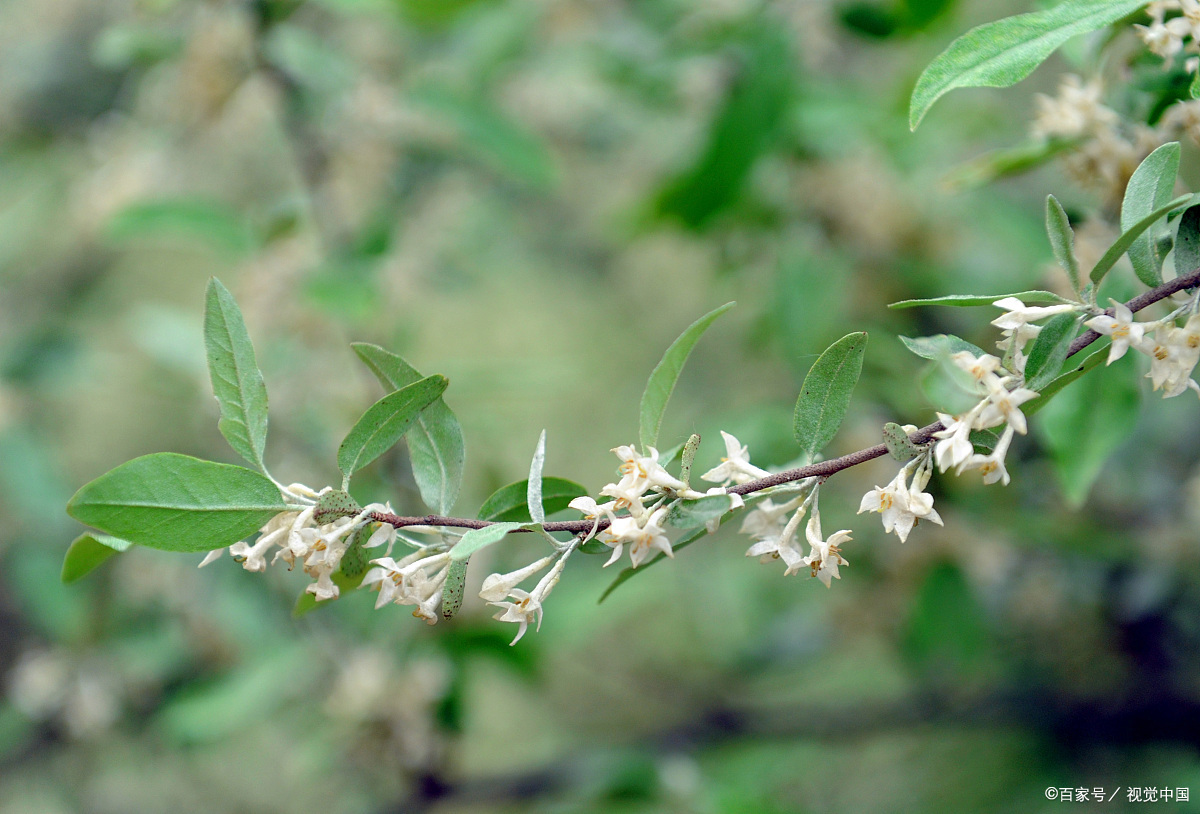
<box><xmin>337</xmin><ymin>375</ymin><xmax>449</xmax><ymax>485</ymax></box>
<box><xmin>527</xmin><ymin>430</ymin><xmax>547</xmax><ymax>525</ymax></box>
<box><xmin>1174</xmin><ymin>205</ymin><xmax>1200</xmax><ymax>278</ymax></box>
<box><xmin>450</xmin><ymin>522</ymin><xmax>524</xmax><ymax>561</ymax></box>
<box><xmin>67</xmin><ymin>453</ymin><xmax>287</xmax><ymax>553</ymax></box>
<box><xmin>204</xmin><ymin>278</ymin><xmax>269</xmax><ymax>471</ymax></box>
<box><xmin>1037</xmin><ymin>353</ymin><xmax>1140</xmax><ymax>507</ymax></box>
<box><xmin>312</xmin><ymin>489</ymin><xmax>362</xmax><ymax>525</ymax></box>
<box><xmin>1091</xmin><ymin>193</ymin><xmax>1197</xmax><ymax>284</ymax></box>
<box><xmin>107</xmin><ymin>199</ymin><xmax>256</xmax><ymax>257</ymax></box>
<box><xmin>477</xmin><ymin>477</ymin><xmax>588</xmax><ymax>522</ymax></box>
<box><xmin>909</xmin><ymin>0</ymin><xmax>1150</xmax><ymax>130</ymax></box>
<box><xmin>794</xmin><ymin>332</ymin><xmax>867</xmax><ymax>463</ymax></box>
<box><xmin>1121</xmin><ymin>142</ymin><xmax>1180</xmax><ymax>288</ymax></box>
<box><xmin>666</xmin><ymin>494</ymin><xmax>739</xmax><ymax>529</ymax></box>
<box><xmin>351</xmin><ymin>343</ymin><xmax>466</xmax><ymax>515</ymax></box>
<box><xmin>61</xmin><ymin>533</ymin><xmax>133</xmax><ymax>583</ymax></box>
<box><xmin>1046</xmin><ymin>194</ymin><xmax>1082</xmax><ymax>292</ymax></box>
<box><xmin>598</xmin><ymin>524</ymin><xmax>713</xmax><ymax>604</ymax></box>
<box><xmin>889</xmin><ymin>290</ymin><xmax>1073</xmax><ymax>309</ymax></box>
<box><xmin>1192</xmin><ymin>71</ymin><xmax>1200</xmax><ymax>100</ymax></box>
<box><xmin>1024</xmin><ymin>347</ymin><xmax>1108</xmax><ymax>417</ymax></box>
<box><xmin>883</xmin><ymin>423</ymin><xmax>923</xmax><ymax>461</ymax></box>
<box><xmin>640</xmin><ymin>302</ymin><xmax>735</xmax><ymax>450</ymax></box>
<box><xmin>1023</xmin><ymin>313</ymin><xmax>1081</xmax><ymax>391</ymax></box>
<box><xmin>336</xmin><ymin>523</ymin><xmax>373</xmax><ymax>579</ymax></box>
<box><xmin>441</xmin><ymin>558</ymin><xmax>469</xmax><ymax>619</ymax></box>
<box><xmin>900</xmin><ymin>334</ymin><xmax>988</xmax><ymax>361</ymax></box>
<box><xmin>943</xmin><ymin>137</ymin><xmax>1082</xmax><ymax>190</ymax></box>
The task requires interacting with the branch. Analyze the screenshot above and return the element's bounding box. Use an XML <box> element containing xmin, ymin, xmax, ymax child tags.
<box><xmin>369</xmin><ymin>268</ymin><xmax>1200</xmax><ymax>533</ymax></box>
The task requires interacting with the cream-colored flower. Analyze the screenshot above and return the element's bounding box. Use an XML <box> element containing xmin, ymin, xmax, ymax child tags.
<box><xmin>1085</xmin><ymin>301</ymin><xmax>1147</xmax><ymax>365</ymax></box>
<box><xmin>700</xmin><ymin>431</ymin><xmax>771</xmax><ymax>486</ymax></box>
<box><xmin>788</xmin><ymin>511</ymin><xmax>851</xmax><ymax>588</ymax></box>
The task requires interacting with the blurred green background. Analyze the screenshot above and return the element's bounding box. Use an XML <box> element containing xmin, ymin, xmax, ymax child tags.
<box><xmin>3</xmin><ymin>0</ymin><xmax>1200</xmax><ymax>811</ymax></box>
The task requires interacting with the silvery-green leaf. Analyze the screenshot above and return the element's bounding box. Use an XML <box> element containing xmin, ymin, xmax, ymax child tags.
<box><xmin>441</xmin><ymin>558</ymin><xmax>469</xmax><ymax>619</ymax></box>
<box><xmin>900</xmin><ymin>334</ymin><xmax>988</xmax><ymax>361</ymax></box>
<box><xmin>909</xmin><ymin>0</ymin><xmax>1150</xmax><ymax>130</ymax></box>
<box><xmin>204</xmin><ymin>278</ymin><xmax>269</xmax><ymax>470</ymax></box>
<box><xmin>794</xmin><ymin>332</ymin><xmax>867</xmax><ymax>464</ymax></box>
<box><xmin>883</xmin><ymin>423</ymin><xmax>923</xmax><ymax>461</ymax></box>
<box><xmin>61</xmin><ymin>533</ymin><xmax>133</xmax><ymax>583</ymax></box>
<box><xmin>1023</xmin><ymin>313</ymin><xmax>1081</xmax><ymax>391</ymax></box>
<box><xmin>527</xmin><ymin>430</ymin><xmax>547</xmax><ymax>525</ymax></box>
<box><xmin>337</xmin><ymin>375</ymin><xmax>448</xmax><ymax>485</ymax></box>
<box><xmin>1091</xmin><ymin>193</ymin><xmax>1197</xmax><ymax>284</ymax></box>
<box><xmin>351</xmin><ymin>343</ymin><xmax>465</xmax><ymax>514</ymax></box>
<box><xmin>313</xmin><ymin>489</ymin><xmax>361</xmax><ymax>525</ymax></box>
<box><xmin>680</xmin><ymin>433</ymin><xmax>701</xmax><ymax>483</ymax></box>
<box><xmin>1045</xmin><ymin>195</ymin><xmax>1081</xmax><ymax>292</ymax></box>
<box><xmin>67</xmin><ymin>453</ymin><xmax>287</xmax><ymax>553</ymax></box>
<box><xmin>666</xmin><ymin>494</ymin><xmax>738</xmax><ymax>529</ymax></box>
<box><xmin>889</xmin><ymin>290</ymin><xmax>1073</xmax><ymax>309</ymax></box>
<box><xmin>1121</xmin><ymin>142</ymin><xmax>1180</xmax><ymax>288</ymax></box>
<box><xmin>450</xmin><ymin>522</ymin><xmax>524</xmax><ymax>561</ymax></box>
<box><xmin>640</xmin><ymin>302</ymin><xmax>735</xmax><ymax>450</ymax></box>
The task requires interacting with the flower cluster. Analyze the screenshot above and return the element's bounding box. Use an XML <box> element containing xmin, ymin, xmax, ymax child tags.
<box><xmin>1087</xmin><ymin>302</ymin><xmax>1200</xmax><ymax>398</ymax></box>
<box><xmin>568</xmin><ymin>443</ymin><xmax>730</xmax><ymax>568</ymax></box>
<box><xmin>858</xmin><ymin>456</ymin><xmax>944</xmax><ymax>542</ymax></box>
<box><xmin>1029</xmin><ymin>73</ymin><xmax>1200</xmax><ymax>204</ymax></box>
<box><xmin>1137</xmin><ymin>1</ymin><xmax>1200</xmax><ymax>69</ymax></box>
<box><xmin>200</xmin><ymin>483</ymin><xmax>406</xmax><ymax>603</ymax></box>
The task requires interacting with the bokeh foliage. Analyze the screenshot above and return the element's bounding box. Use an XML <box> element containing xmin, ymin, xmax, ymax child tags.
<box><xmin>2</xmin><ymin>0</ymin><xmax>1200</xmax><ymax>812</ymax></box>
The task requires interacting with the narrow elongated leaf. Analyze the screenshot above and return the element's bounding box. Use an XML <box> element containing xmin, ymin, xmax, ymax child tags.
<box><xmin>1122</xmin><ymin>142</ymin><xmax>1180</xmax><ymax>287</ymax></box>
<box><xmin>1023</xmin><ymin>313</ymin><xmax>1081</xmax><ymax>391</ymax></box>
<box><xmin>1024</xmin><ymin>347</ymin><xmax>1107</xmax><ymax>417</ymax></box>
<box><xmin>889</xmin><ymin>290</ymin><xmax>1073</xmax><ymax>309</ymax></box>
<box><xmin>900</xmin><ymin>334</ymin><xmax>988</xmax><ymax>361</ymax></box>
<box><xmin>640</xmin><ymin>302</ymin><xmax>735</xmax><ymax>450</ymax></box>
<box><xmin>441</xmin><ymin>558</ymin><xmax>469</xmax><ymax>619</ymax></box>
<box><xmin>679</xmin><ymin>434</ymin><xmax>701</xmax><ymax>484</ymax></box>
<box><xmin>450</xmin><ymin>522</ymin><xmax>524</xmax><ymax>561</ymax></box>
<box><xmin>477</xmin><ymin>477</ymin><xmax>588</xmax><ymax>522</ymax></box>
<box><xmin>61</xmin><ymin>533</ymin><xmax>133</xmax><ymax>583</ymax></box>
<box><xmin>909</xmin><ymin>0</ymin><xmax>1149</xmax><ymax>129</ymax></box>
<box><xmin>337</xmin><ymin>375</ymin><xmax>448</xmax><ymax>485</ymax></box>
<box><xmin>1046</xmin><ymin>195</ymin><xmax>1081</xmax><ymax>292</ymax></box>
<box><xmin>1091</xmin><ymin>193</ymin><xmax>1197</xmax><ymax>284</ymax></box>
<box><xmin>204</xmin><ymin>278</ymin><xmax>269</xmax><ymax>470</ymax></box>
<box><xmin>527</xmin><ymin>430</ymin><xmax>547</xmax><ymax>525</ymax></box>
<box><xmin>1174</xmin><ymin>205</ymin><xmax>1200</xmax><ymax>278</ymax></box>
<box><xmin>666</xmin><ymin>494</ymin><xmax>738</xmax><ymax>529</ymax></box>
<box><xmin>351</xmin><ymin>343</ymin><xmax>465</xmax><ymax>514</ymax></box>
<box><xmin>794</xmin><ymin>332</ymin><xmax>868</xmax><ymax>462</ymax></box>
<box><xmin>944</xmin><ymin>136</ymin><xmax>1082</xmax><ymax>190</ymax></box>
<box><xmin>67</xmin><ymin>453</ymin><xmax>287</xmax><ymax>552</ymax></box>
